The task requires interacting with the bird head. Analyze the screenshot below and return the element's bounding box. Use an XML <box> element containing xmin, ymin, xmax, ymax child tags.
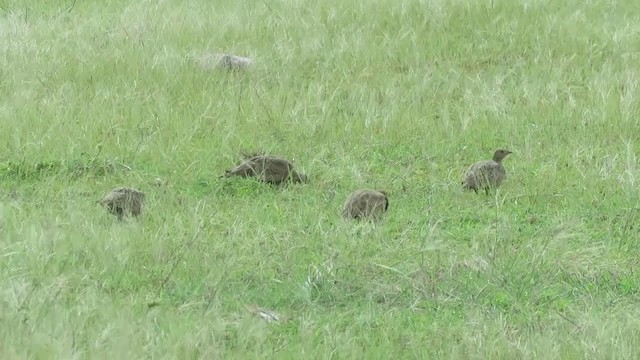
<box><xmin>493</xmin><ymin>149</ymin><xmax>512</xmax><ymax>162</ymax></box>
<box><xmin>377</xmin><ymin>190</ymin><xmax>390</xmax><ymax>210</ymax></box>
<box><xmin>291</xmin><ymin>171</ymin><xmax>308</xmax><ymax>183</ymax></box>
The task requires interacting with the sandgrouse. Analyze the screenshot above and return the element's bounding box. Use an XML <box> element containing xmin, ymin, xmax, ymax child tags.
<box><xmin>342</xmin><ymin>189</ymin><xmax>389</xmax><ymax>220</ymax></box>
<box><xmin>224</xmin><ymin>155</ymin><xmax>307</xmax><ymax>185</ymax></box>
<box><xmin>462</xmin><ymin>149</ymin><xmax>512</xmax><ymax>194</ymax></box>
<box><xmin>100</xmin><ymin>187</ymin><xmax>145</xmax><ymax>220</ymax></box>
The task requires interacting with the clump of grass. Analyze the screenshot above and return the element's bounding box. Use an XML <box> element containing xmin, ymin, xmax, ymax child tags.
<box><xmin>0</xmin><ymin>157</ymin><xmax>131</xmax><ymax>181</ymax></box>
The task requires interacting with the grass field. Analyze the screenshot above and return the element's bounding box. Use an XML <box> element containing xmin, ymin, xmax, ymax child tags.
<box><xmin>1</xmin><ymin>0</ymin><xmax>640</xmax><ymax>358</ymax></box>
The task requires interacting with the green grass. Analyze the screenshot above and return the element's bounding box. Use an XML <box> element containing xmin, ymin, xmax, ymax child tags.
<box><xmin>1</xmin><ymin>0</ymin><xmax>640</xmax><ymax>358</ymax></box>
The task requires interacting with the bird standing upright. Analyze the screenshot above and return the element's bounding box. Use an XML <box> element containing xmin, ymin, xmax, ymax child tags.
<box><xmin>463</xmin><ymin>149</ymin><xmax>512</xmax><ymax>194</ymax></box>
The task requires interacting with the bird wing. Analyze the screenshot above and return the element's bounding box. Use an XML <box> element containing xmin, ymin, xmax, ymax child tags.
<box><xmin>463</xmin><ymin>161</ymin><xmax>492</xmax><ymax>186</ymax></box>
<box><xmin>261</xmin><ymin>158</ymin><xmax>293</xmax><ymax>183</ymax></box>
<box><xmin>467</xmin><ymin>161</ymin><xmax>505</xmax><ymax>186</ymax></box>
<box><xmin>226</xmin><ymin>160</ymin><xmax>260</xmax><ymax>177</ymax></box>
<box><xmin>343</xmin><ymin>190</ymin><xmax>387</xmax><ymax>218</ymax></box>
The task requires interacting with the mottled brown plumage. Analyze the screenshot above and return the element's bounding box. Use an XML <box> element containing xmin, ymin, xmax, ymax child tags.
<box><xmin>463</xmin><ymin>149</ymin><xmax>512</xmax><ymax>194</ymax></box>
<box><xmin>100</xmin><ymin>187</ymin><xmax>145</xmax><ymax>220</ymax></box>
<box><xmin>224</xmin><ymin>155</ymin><xmax>307</xmax><ymax>184</ymax></box>
<box><xmin>218</xmin><ymin>54</ymin><xmax>253</xmax><ymax>71</ymax></box>
<box><xmin>197</xmin><ymin>53</ymin><xmax>253</xmax><ymax>72</ymax></box>
<box><xmin>342</xmin><ymin>189</ymin><xmax>389</xmax><ymax>220</ymax></box>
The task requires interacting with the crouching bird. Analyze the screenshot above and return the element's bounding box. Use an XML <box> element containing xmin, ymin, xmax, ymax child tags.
<box><xmin>463</xmin><ymin>149</ymin><xmax>512</xmax><ymax>194</ymax></box>
<box><xmin>223</xmin><ymin>155</ymin><xmax>307</xmax><ymax>185</ymax></box>
<box><xmin>342</xmin><ymin>189</ymin><xmax>389</xmax><ymax>221</ymax></box>
<box><xmin>99</xmin><ymin>187</ymin><xmax>145</xmax><ymax>220</ymax></box>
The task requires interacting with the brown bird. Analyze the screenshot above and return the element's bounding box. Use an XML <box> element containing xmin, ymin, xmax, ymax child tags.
<box><xmin>224</xmin><ymin>155</ymin><xmax>307</xmax><ymax>185</ymax></box>
<box><xmin>462</xmin><ymin>149</ymin><xmax>512</xmax><ymax>194</ymax></box>
<box><xmin>342</xmin><ymin>189</ymin><xmax>389</xmax><ymax>220</ymax></box>
<box><xmin>99</xmin><ymin>187</ymin><xmax>145</xmax><ymax>220</ymax></box>
<box><xmin>218</xmin><ymin>54</ymin><xmax>253</xmax><ymax>71</ymax></box>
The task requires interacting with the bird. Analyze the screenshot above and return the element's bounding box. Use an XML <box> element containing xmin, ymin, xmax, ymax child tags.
<box><xmin>217</xmin><ymin>54</ymin><xmax>253</xmax><ymax>71</ymax></box>
<box><xmin>223</xmin><ymin>155</ymin><xmax>307</xmax><ymax>185</ymax></box>
<box><xmin>462</xmin><ymin>149</ymin><xmax>512</xmax><ymax>194</ymax></box>
<box><xmin>342</xmin><ymin>189</ymin><xmax>389</xmax><ymax>220</ymax></box>
<box><xmin>99</xmin><ymin>187</ymin><xmax>145</xmax><ymax>220</ymax></box>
